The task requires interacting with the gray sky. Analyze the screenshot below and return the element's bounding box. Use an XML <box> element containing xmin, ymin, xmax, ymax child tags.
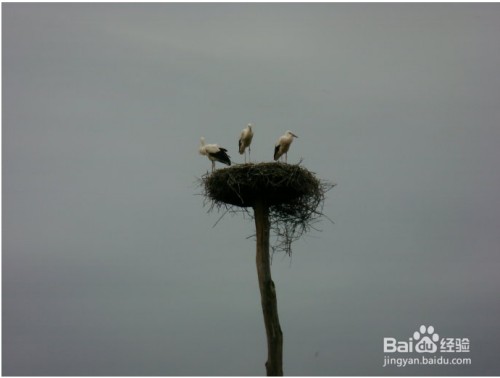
<box><xmin>3</xmin><ymin>3</ymin><xmax>500</xmax><ymax>376</ymax></box>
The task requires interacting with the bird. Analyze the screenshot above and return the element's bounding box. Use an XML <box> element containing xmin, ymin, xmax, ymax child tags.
<box><xmin>274</xmin><ymin>130</ymin><xmax>298</xmax><ymax>163</ymax></box>
<box><xmin>199</xmin><ymin>137</ymin><xmax>231</xmax><ymax>172</ymax></box>
<box><xmin>238</xmin><ymin>123</ymin><xmax>254</xmax><ymax>163</ymax></box>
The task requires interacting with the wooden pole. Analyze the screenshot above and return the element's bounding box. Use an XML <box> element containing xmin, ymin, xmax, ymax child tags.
<box><xmin>254</xmin><ymin>199</ymin><xmax>283</xmax><ymax>376</ymax></box>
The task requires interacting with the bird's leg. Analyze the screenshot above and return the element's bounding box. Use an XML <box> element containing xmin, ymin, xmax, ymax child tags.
<box><xmin>211</xmin><ymin>161</ymin><xmax>215</xmax><ymax>172</ymax></box>
<box><xmin>285</xmin><ymin>153</ymin><xmax>287</xmax><ymax>164</ymax></box>
<box><xmin>248</xmin><ymin>146</ymin><xmax>251</xmax><ymax>162</ymax></box>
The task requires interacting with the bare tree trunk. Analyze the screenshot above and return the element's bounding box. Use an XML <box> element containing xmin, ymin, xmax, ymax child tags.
<box><xmin>254</xmin><ymin>199</ymin><xmax>283</xmax><ymax>376</ymax></box>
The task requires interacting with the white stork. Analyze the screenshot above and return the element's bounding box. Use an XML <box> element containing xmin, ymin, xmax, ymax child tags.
<box><xmin>273</xmin><ymin>130</ymin><xmax>298</xmax><ymax>163</ymax></box>
<box><xmin>238</xmin><ymin>123</ymin><xmax>254</xmax><ymax>163</ymax></box>
<box><xmin>199</xmin><ymin>137</ymin><xmax>231</xmax><ymax>172</ymax></box>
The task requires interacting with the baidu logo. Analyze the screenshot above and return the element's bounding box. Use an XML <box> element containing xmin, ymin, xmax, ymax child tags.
<box><xmin>414</xmin><ymin>325</ymin><xmax>439</xmax><ymax>353</ymax></box>
<box><xmin>384</xmin><ymin>325</ymin><xmax>440</xmax><ymax>353</ymax></box>
<box><xmin>383</xmin><ymin>324</ymin><xmax>472</xmax><ymax>368</ymax></box>
<box><xmin>384</xmin><ymin>325</ymin><xmax>470</xmax><ymax>354</ymax></box>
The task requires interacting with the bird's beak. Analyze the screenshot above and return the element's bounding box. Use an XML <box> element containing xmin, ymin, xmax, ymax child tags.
<box><xmin>292</xmin><ymin>133</ymin><xmax>298</xmax><ymax>138</ymax></box>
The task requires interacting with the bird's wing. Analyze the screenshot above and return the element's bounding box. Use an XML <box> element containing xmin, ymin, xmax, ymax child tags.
<box><xmin>209</xmin><ymin>148</ymin><xmax>231</xmax><ymax>166</ymax></box>
<box><xmin>273</xmin><ymin>143</ymin><xmax>281</xmax><ymax>160</ymax></box>
<box><xmin>238</xmin><ymin>138</ymin><xmax>244</xmax><ymax>154</ymax></box>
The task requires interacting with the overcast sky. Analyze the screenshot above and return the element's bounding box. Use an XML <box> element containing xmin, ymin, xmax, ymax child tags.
<box><xmin>3</xmin><ymin>3</ymin><xmax>500</xmax><ymax>376</ymax></box>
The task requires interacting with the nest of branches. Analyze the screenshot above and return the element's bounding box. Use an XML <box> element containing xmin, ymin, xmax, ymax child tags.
<box><xmin>200</xmin><ymin>162</ymin><xmax>335</xmax><ymax>255</ymax></box>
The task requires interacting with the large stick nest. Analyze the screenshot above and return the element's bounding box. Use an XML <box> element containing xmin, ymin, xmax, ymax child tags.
<box><xmin>200</xmin><ymin>162</ymin><xmax>335</xmax><ymax>255</ymax></box>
